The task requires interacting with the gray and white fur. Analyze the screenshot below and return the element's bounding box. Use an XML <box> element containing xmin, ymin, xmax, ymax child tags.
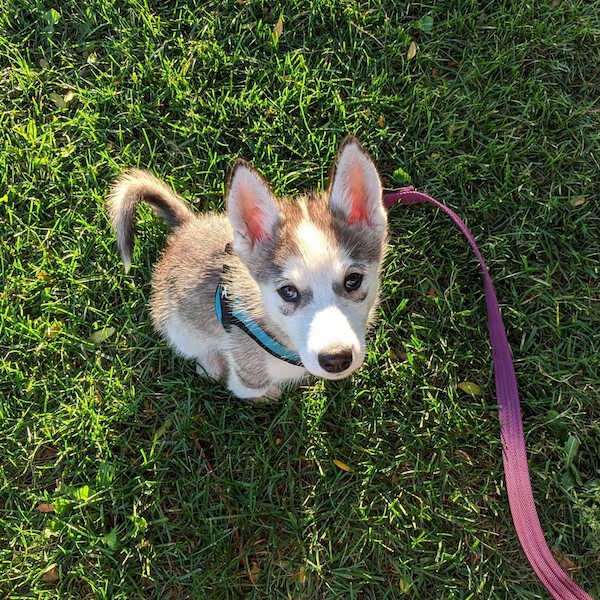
<box><xmin>107</xmin><ymin>137</ymin><xmax>388</xmax><ymax>399</ymax></box>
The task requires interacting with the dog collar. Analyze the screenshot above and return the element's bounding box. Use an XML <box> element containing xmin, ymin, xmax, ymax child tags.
<box><xmin>214</xmin><ymin>277</ymin><xmax>303</xmax><ymax>368</ymax></box>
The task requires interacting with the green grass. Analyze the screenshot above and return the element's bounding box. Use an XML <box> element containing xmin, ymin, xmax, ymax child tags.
<box><xmin>1</xmin><ymin>0</ymin><xmax>599</xmax><ymax>597</ymax></box>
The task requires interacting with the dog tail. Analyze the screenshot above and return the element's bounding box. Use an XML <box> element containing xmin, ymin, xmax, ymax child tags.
<box><xmin>107</xmin><ymin>169</ymin><xmax>194</xmax><ymax>273</ymax></box>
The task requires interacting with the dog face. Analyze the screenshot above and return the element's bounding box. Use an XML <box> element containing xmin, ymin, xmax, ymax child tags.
<box><xmin>226</xmin><ymin>137</ymin><xmax>388</xmax><ymax>379</ymax></box>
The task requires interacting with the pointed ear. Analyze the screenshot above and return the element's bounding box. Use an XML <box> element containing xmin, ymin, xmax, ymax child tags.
<box><xmin>328</xmin><ymin>137</ymin><xmax>386</xmax><ymax>230</ymax></box>
<box><xmin>226</xmin><ymin>160</ymin><xmax>280</xmax><ymax>259</ymax></box>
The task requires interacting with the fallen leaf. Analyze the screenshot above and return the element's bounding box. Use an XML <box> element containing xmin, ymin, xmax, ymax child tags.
<box><xmin>36</xmin><ymin>270</ymin><xmax>50</xmax><ymax>281</ymax></box>
<box><xmin>273</xmin><ymin>15</ymin><xmax>283</xmax><ymax>41</ymax></box>
<box><xmin>364</xmin><ymin>106</ymin><xmax>371</xmax><ymax>118</ymax></box>
<box><xmin>554</xmin><ymin>549</ymin><xmax>579</xmax><ymax>572</ymax></box>
<box><xmin>391</xmin><ymin>350</ymin><xmax>408</xmax><ymax>363</ymax></box>
<box><xmin>89</xmin><ymin>326</ymin><xmax>115</xmax><ymax>344</ymax></box>
<box><xmin>333</xmin><ymin>459</ymin><xmax>353</xmax><ymax>472</ymax></box>
<box><xmin>37</xmin><ymin>502</ymin><xmax>55</xmax><ymax>513</ymax></box>
<box><xmin>38</xmin><ymin>446</ymin><xmax>58</xmax><ymax>462</ymax></box>
<box><xmin>426</xmin><ymin>287</ymin><xmax>437</xmax><ymax>298</ymax></box>
<box><xmin>458</xmin><ymin>381</ymin><xmax>482</xmax><ymax>396</ymax></box>
<box><xmin>47</xmin><ymin>322</ymin><xmax>63</xmax><ymax>339</ymax></box>
<box><xmin>275</xmin><ymin>437</ymin><xmax>282</xmax><ymax>446</ymax></box>
<box><xmin>298</xmin><ymin>565</ymin><xmax>306</xmax><ymax>585</ymax></box>
<box><xmin>248</xmin><ymin>561</ymin><xmax>260</xmax><ymax>583</ymax></box>
<box><xmin>64</xmin><ymin>91</ymin><xmax>76</xmax><ymax>105</ymax></box>
<box><xmin>407</xmin><ymin>41</ymin><xmax>417</xmax><ymax>61</ymax></box>
<box><xmin>49</xmin><ymin>92</ymin><xmax>66</xmax><ymax>109</ymax></box>
<box><xmin>39</xmin><ymin>58</ymin><xmax>48</xmax><ymax>68</ymax></box>
<box><xmin>42</xmin><ymin>565</ymin><xmax>59</xmax><ymax>584</ymax></box>
<box><xmin>399</xmin><ymin>576</ymin><xmax>411</xmax><ymax>593</ymax></box>
<box><xmin>570</xmin><ymin>197</ymin><xmax>585</xmax><ymax>207</ymax></box>
<box><xmin>378</xmin><ymin>114</ymin><xmax>385</xmax><ymax>128</ymax></box>
<box><xmin>457</xmin><ymin>449</ymin><xmax>473</xmax><ymax>466</ymax></box>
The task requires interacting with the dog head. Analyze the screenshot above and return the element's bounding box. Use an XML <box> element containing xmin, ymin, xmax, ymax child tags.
<box><xmin>226</xmin><ymin>137</ymin><xmax>388</xmax><ymax>379</ymax></box>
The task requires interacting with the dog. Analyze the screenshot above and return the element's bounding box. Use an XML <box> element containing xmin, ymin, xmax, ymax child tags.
<box><xmin>107</xmin><ymin>137</ymin><xmax>388</xmax><ymax>399</ymax></box>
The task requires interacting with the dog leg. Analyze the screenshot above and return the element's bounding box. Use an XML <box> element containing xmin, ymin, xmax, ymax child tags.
<box><xmin>226</xmin><ymin>365</ymin><xmax>271</xmax><ymax>399</ymax></box>
<box><xmin>195</xmin><ymin>348</ymin><xmax>226</xmax><ymax>380</ymax></box>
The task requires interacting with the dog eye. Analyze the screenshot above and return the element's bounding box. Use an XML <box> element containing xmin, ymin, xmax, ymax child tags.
<box><xmin>344</xmin><ymin>273</ymin><xmax>363</xmax><ymax>292</ymax></box>
<box><xmin>278</xmin><ymin>285</ymin><xmax>300</xmax><ymax>303</ymax></box>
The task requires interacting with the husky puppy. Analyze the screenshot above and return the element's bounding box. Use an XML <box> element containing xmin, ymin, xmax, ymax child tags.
<box><xmin>108</xmin><ymin>137</ymin><xmax>388</xmax><ymax>399</ymax></box>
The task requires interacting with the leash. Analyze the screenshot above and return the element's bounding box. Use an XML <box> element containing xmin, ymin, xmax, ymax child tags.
<box><xmin>383</xmin><ymin>186</ymin><xmax>592</xmax><ymax>600</ymax></box>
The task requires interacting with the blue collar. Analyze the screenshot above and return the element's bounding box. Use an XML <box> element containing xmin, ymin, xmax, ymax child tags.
<box><xmin>215</xmin><ymin>281</ymin><xmax>303</xmax><ymax>367</ymax></box>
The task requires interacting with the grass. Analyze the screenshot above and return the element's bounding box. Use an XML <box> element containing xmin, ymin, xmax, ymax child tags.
<box><xmin>1</xmin><ymin>0</ymin><xmax>599</xmax><ymax>597</ymax></box>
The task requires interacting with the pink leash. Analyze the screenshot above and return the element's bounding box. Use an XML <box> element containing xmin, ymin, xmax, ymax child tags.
<box><xmin>383</xmin><ymin>186</ymin><xmax>592</xmax><ymax>600</ymax></box>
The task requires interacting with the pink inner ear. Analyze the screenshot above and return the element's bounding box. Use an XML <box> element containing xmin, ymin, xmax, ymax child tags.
<box><xmin>347</xmin><ymin>168</ymin><xmax>369</xmax><ymax>225</ymax></box>
<box><xmin>241</xmin><ymin>190</ymin><xmax>269</xmax><ymax>244</ymax></box>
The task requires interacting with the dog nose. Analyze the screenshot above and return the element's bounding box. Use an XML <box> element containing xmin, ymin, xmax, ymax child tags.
<box><xmin>318</xmin><ymin>347</ymin><xmax>353</xmax><ymax>373</ymax></box>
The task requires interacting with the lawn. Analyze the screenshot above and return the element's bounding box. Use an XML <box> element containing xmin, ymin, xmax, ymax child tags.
<box><xmin>1</xmin><ymin>1</ymin><xmax>599</xmax><ymax>598</ymax></box>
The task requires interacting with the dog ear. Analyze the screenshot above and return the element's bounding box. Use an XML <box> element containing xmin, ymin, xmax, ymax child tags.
<box><xmin>328</xmin><ymin>137</ymin><xmax>386</xmax><ymax>231</ymax></box>
<box><xmin>226</xmin><ymin>160</ymin><xmax>280</xmax><ymax>259</ymax></box>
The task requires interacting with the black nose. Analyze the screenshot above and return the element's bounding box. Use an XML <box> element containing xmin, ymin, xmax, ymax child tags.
<box><xmin>318</xmin><ymin>347</ymin><xmax>353</xmax><ymax>373</ymax></box>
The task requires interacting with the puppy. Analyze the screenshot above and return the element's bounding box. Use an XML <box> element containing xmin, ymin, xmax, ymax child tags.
<box><xmin>107</xmin><ymin>137</ymin><xmax>388</xmax><ymax>399</ymax></box>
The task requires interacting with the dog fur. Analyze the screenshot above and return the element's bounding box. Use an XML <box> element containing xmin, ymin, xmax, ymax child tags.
<box><xmin>107</xmin><ymin>137</ymin><xmax>388</xmax><ymax>399</ymax></box>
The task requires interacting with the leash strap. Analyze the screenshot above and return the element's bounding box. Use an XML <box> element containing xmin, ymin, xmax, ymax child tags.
<box><xmin>215</xmin><ymin>282</ymin><xmax>303</xmax><ymax>367</ymax></box>
<box><xmin>383</xmin><ymin>186</ymin><xmax>592</xmax><ymax>600</ymax></box>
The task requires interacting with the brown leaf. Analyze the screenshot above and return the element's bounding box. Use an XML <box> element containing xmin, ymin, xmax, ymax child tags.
<box><xmin>457</xmin><ymin>449</ymin><xmax>473</xmax><ymax>466</ymax></box>
<box><xmin>426</xmin><ymin>287</ymin><xmax>437</xmax><ymax>298</ymax></box>
<box><xmin>333</xmin><ymin>459</ymin><xmax>353</xmax><ymax>472</ymax></box>
<box><xmin>273</xmin><ymin>15</ymin><xmax>283</xmax><ymax>40</ymax></box>
<box><xmin>275</xmin><ymin>437</ymin><xmax>282</xmax><ymax>446</ymax></box>
<box><xmin>36</xmin><ymin>270</ymin><xmax>50</xmax><ymax>281</ymax></box>
<box><xmin>394</xmin><ymin>351</ymin><xmax>408</xmax><ymax>363</ymax></box>
<box><xmin>364</xmin><ymin>106</ymin><xmax>371</xmax><ymax>118</ymax></box>
<box><xmin>407</xmin><ymin>41</ymin><xmax>417</xmax><ymax>60</ymax></box>
<box><xmin>248</xmin><ymin>561</ymin><xmax>260</xmax><ymax>583</ymax></box>
<box><xmin>298</xmin><ymin>565</ymin><xmax>306</xmax><ymax>585</ymax></box>
<box><xmin>378</xmin><ymin>114</ymin><xmax>385</xmax><ymax>128</ymax></box>
<box><xmin>399</xmin><ymin>576</ymin><xmax>411</xmax><ymax>593</ymax></box>
<box><xmin>46</xmin><ymin>322</ymin><xmax>63</xmax><ymax>339</ymax></box>
<box><xmin>37</xmin><ymin>502</ymin><xmax>55</xmax><ymax>513</ymax></box>
<box><xmin>555</xmin><ymin>550</ymin><xmax>580</xmax><ymax>572</ymax></box>
<box><xmin>42</xmin><ymin>566</ymin><xmax>59</xmax><ymax>584</ymax></box>
<box><xmin>571</xmin><ymin>197</ymin><xmax>585</xmax><ymax>207</ymax></box>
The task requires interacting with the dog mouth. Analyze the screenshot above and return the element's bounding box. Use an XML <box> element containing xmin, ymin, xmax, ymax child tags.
<box><xmin>317</xmin><ymin>368</ymin><xmax>357</xmax><ymax>380</ymax></box>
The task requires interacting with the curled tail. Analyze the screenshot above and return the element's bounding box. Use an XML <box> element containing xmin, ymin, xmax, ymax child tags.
<box><xmin>107</xmin><ymin>169</ymin><xmax>194</xmax><ymax>273</ymax></box>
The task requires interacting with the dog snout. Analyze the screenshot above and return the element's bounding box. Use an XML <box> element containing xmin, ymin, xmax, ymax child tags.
<box><xmin>318</xmin><ymin>346</ymin><xmax>353</xmax><ymax>374</ymax></box>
